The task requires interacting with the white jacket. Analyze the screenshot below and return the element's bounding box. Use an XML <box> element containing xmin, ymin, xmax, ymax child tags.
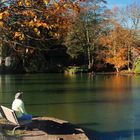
<box><xmin>12</xmin><ymin>99</ymin><xmax>27</xmax><ymax>118</ymax></box>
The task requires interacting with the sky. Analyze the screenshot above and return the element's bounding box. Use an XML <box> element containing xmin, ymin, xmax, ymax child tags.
<box><xmin>106</xmin><ymin>0</ymin><xmax>135</xmax><ymax>9</ymax></box>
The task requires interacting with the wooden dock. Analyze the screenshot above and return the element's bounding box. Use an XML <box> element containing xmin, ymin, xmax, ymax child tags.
<box><xmin>0</xmin><ymin>117</ymin><xmax>89</xmax><ymax>140</ymax></box>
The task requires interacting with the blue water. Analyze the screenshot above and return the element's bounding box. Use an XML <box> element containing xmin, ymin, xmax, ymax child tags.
<box><xmin>0</xmin><ymin>73</ymin><xmax>140</xmax><ymax>140</ymax></box>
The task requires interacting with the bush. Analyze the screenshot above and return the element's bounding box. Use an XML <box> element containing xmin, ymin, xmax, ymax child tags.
<box><xmin>64</xmin><ymin>66</ymin><xmax>88</xmax><ymax>74</ymax></box>
<box><xmin>134</xmin><ymin>59</ymin><xmax>140</xmax><ymax>73</ymax></box>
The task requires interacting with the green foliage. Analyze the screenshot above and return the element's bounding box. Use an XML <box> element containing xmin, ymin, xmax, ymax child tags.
<box><xmin>65</xmin><ymin>66</ymin><xmax>88</xmax><ymax>74</ymax></box>
<box><xmin>134</xmin><ymin>59</ymin><xmax>140</xmax><ymax>73</ymax></box>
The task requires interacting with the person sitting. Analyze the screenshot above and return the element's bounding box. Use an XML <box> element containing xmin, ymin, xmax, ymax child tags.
<box><xmin>12</xmin><ymin>92</ymin><xmax>32</xmax><ymax>120</ymax></box>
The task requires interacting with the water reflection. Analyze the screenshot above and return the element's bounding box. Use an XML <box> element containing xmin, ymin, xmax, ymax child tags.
<box><xmin>0</xmin><ymin>75</ymin><xmax>16</xmax><ymax>105</ymax></box>
<box><xmin>0</xmin><ymin>74</ymin><xmax>140</xmax><ymax>139</ymax></box>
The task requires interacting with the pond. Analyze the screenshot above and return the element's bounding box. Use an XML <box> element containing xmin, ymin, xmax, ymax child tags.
<box><xmin>0</xmin><ymin>73</ymin><xmax>140</xmax><ymax>140</ymax></box>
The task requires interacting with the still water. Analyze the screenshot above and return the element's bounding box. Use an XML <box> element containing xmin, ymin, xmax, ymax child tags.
<box><xmin>0</xmin><ymin>73</ymin><xmax>140</xmax><ymax>140</ymax></box>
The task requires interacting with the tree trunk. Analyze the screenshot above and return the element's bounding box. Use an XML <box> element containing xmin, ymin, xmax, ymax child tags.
<box><xmin>116</xmin><ymin>67</ymin><xmax>119</xmax><ymax>73</ymax></box>
<box><xmin>127</xmin><ymin>46</ymin><xmax>131</xmax><ymax>71</ymax></box>
<box><xmin>87</xmin><ymin>44</ymin><xmax>92</xmax><ymax>70</ymax></box>
<box><xmin>85</xmin><ymin>26</ymin><xmax>92</xmax><ymax>70</ymax></box>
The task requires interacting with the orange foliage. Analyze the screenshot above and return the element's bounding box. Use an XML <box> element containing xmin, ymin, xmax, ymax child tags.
<box><xmin>106</xmin><ymin>48</ymin><xmax>128</xmax><ymax>72</ymax></box>
<box><xmin>0</xmin><ymin>0</ymin><xmax>84</xmax><ymax>50</ymax></box>
<box><xmin>100</xmin><ymin>25</ymin><xmax>136</xmax><ymax>72</ymax></box>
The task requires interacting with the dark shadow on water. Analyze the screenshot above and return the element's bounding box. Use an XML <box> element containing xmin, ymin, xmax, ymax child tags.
<box><xmin>71</xmin><ymin>121</ymin><xmax>140</xmax><ymax>140</ymax></box>
<box><xmin>30</xmin><ymin>119</ymin><xmax>82</xmax><ymax>135</ymax></box>
<box><xmin>2</xmin><ymin>118</ymin><xmax>83</xmax><ymax>135</ymax></box>
<box><xmin>30</xmin><ymin>122</ymin><xmax>140</xmax><ymax>140</ymax></box>
<box><xmin>81</xmin><ymin>127</ymin><xmax>140</xmax><ymax>140</ymax></box>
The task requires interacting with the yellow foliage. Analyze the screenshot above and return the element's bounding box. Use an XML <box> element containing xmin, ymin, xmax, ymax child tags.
<box><xmin>18</xmin><ymin>1</ymin><xmax>23</xmax><ymax>6</ymax></box>
<box><xmin>26</xmin><ymin>1</ymin><xmax>30</xmax><ymax>6</ymax></box>
<box><xmin>0</xmin><ymin>13</ymin><xmax>3</xmax><ymax>20</ymax></box>
<box><xmin>54</xmin><ymin>1</ymin><xmax>59</xmax><ymax>8</ymax></box>
<box><xmin>43</xmin><ymin>0</ymin><xmax>50</xmax><ymax>5</ymax></box>
<box><xmin>63</xmin><ymin>4</ymin><xmax>68</xmax><ymax>8</ymax></box>
<box><xmin>29</xmin><ymin>20</ymin><xmax>35</xmax><ymax>27</ymax></box>
<box><xmin>19</xmin><ymin>33</ymin><xmax>25</xmax><ymax>40</ymax></box>
<box><xmin>73</xmin><ymin>4</ymin><xmax>80</xmax><ymax>12</ymax></box>
<box><xmin>54</xmin><ymin>33</ymin><xmax>59</xmax><ymax>38</ymax></box>
<box><xmin>34</xmin><ymin>28</ymin><xmax>38</xmax><ymax>32</ymax></box>
<box><xmin>37</xmin><ymin>31</ymin><xmax>40</xmax><ymax>36</ymax></box>
<box><xmin>30</xmin><ymin>11</ymin><xmax>35</xmax><ymax>17</ymax></box>
<box><xmin>36</xmin><ymin>22</ymin><xmax>42</xmax><ymax>27</ymax></box>
<box><xmin>42</xmin><ymin>23</ymin><xmax>47</xmax><ymax>28</ymax></box>
<box><xmin>14</xmin><ymin>32</ymin><xmax>22</xmax><ymax>38</ymax></box>
<box><xmin>0</xmin><ymin>21</ymin><xmax>3</xmax><ymax>27</ymax></box>
<box><xmin>14</xmin><ymin>32</ymin><xmax>25</xmax><ymax>40</ymax></box>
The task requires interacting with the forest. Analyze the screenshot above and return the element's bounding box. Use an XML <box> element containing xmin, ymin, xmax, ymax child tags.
<box><xmin>0</xmin><ymin>0</ymin><xmax>140</xmax><ymax>73</ymax></box>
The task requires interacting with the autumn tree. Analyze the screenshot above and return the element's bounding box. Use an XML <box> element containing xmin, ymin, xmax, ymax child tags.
<box><xmin>0</xmin><ymin>0</ymin><xmax>82</xmax><ymax>72</ymax></box>
<box><xmin>0</xmin><ymin>0</ymin><xmax>79</xmax><ymax>49</ymax></box>
<box><xmin>100</xmin><ymin>25</ymin><xmax>136</xmax><ymax>72</ymax></box>
<box><xmin>65</xmin><ymin>0</ymin><xmax>108</xmax><ymax>70</ymax></box>
<box><xmin>105</xmin><ymin>1</ymin><xmax>140</xmax><ymax>73</ymax></box>
<box><xmin>107</xmin><ymin>3</ymin><xmax>140</xmax><ymax>70</ymax></box>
